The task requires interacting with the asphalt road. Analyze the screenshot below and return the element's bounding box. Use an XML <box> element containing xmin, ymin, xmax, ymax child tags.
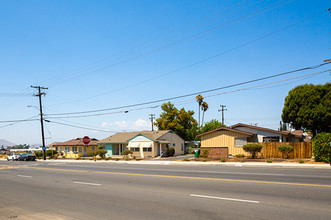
<box><xmin>1</xmin><ymin>161</ymin><xmax>330</xmax><ymax>220</ymax></box>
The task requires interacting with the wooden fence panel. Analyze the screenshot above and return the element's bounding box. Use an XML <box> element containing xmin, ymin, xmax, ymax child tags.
<box><xmin>253</xmin><ymin>142</ymin><xmax>312</xmax><ymax>159</ymax></box>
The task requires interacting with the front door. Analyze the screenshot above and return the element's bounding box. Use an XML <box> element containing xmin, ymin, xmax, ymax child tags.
<box><xmin>84</xmin><ymin>146</ymin><xmax>87</xmax><ymax>156</ymax></box>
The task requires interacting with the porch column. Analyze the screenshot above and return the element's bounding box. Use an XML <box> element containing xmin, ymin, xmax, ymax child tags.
<box><xmin>159</xmin><ymin>144</ymin><xmax>162</xmax><ymax>156</ymax></box>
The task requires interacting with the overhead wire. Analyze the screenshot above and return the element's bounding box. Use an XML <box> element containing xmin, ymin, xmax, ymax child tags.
<box><xmin>48</xmin><ymin>3</ymin><xmax>325</xmax><ymax>108</ymax></box>
<box><xmin>39</xmin><ymin>0</ymin><xmax>253</xmax><ymax>87</ymax></box>
<box><xmin>46</xmin><ymin>61</ymin><xmax>331</xmax><ymax>116</ymax></box>
<box><xmin>45</xmin><ymin>0</ymin><xmax>290</xmax><ymax>87</ymax></box>
<box><xmin>45</xmin><ymin>68</ymin><xmax>330</xmax><ymax>119</ymax></box>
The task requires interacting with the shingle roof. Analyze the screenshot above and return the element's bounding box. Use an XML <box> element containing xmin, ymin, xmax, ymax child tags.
<box><xmin>98</xmin><ymin>130</ymin><xmax>171</xmax><ymax>144</ymax></box>
<box><xmin>197</xmin><ymin>127</ymin><xmax>255</xmax><ymax>137</ymax></box>
<box><xmin>230</xmin><ymin>123</ymin><xmax>302</xmax><ymax>137</ymax></box>
<box><xmin>53</xmin><ymin>138</ymin><xmax>99</xmax><ymax>146</ymax></box>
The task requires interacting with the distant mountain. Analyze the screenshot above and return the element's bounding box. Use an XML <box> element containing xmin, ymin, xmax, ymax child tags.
<box><xmin>0</xmin><ymin>139</ymin><xmax>16</xmax><ymax>147</ymax></box>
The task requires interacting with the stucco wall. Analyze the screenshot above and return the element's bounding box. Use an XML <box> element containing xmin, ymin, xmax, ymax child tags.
<box><xmin>158</xmin><ymin>132</ymin><xmax>184</xmax><ymax>156</ymax></box>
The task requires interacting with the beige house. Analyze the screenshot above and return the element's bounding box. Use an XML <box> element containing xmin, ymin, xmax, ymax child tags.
<box><xmin>98</xmin><ymin>130</ymin><xmax>184</xmax><ymax>158</ymax></box>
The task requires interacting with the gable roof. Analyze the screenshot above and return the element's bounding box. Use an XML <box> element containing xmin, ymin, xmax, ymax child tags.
<box><xmin>53</xmin><ymin>138</ymin><xmax>99</xmax><ymax>146</ymax></box>
<box><xmin>230</xmin><ymin>123</ymin><xmax>302</xmax><ymax>138</ymax></box>
<box><xmin>98</xmin><ymin>130</ymin><xmax>172</xmax><ymax>144</ymax></box>
<box><xmin>197</xmin><ymin>127</ymin><xmax>255</xmax><ymax>138</ymax></box>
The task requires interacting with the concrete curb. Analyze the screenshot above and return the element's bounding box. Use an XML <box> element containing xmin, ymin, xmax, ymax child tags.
<box><xmin>2</xmin><ymin>158</ymin><xmax>329</xmax><ymax>168</ymax></box>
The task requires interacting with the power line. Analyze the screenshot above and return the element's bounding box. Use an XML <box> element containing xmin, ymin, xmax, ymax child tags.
<box><xmin>47</xmin><ymin>5</ymin><xmax>323</xmax><ymax>108</ymax></box>
<box><xmin>45</xmin><ymin>0</ymin><xmax>290</xmax><ymax>87</ymax></box>
<box><xmin>39</xmin><ymin>0</ymin><xmax>257</xmax><ymax>87</ymax></box>
<box><xmin>46</xmin><ymin>62</ymin><xmax>331</xmax><ymax>117</ymax></box>
<box><xmin>46</xmin><ymin>120</ymin><xmax>119</xmax><ymax>133</ymax></box>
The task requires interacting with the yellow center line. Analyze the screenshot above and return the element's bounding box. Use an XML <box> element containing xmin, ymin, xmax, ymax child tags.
<box><xmin>11</xmin><ymin>166</ymin><xmax>331</xmax><ymax>188</ymax></box>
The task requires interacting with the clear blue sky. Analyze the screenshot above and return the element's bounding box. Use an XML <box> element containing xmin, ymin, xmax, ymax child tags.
<box><xmin>0</xmin><ymin>0</ymin><xmax>330</xmax><ymax>145</ymax></box>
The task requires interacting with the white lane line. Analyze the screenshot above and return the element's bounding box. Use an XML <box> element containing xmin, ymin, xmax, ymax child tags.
<box><xmin>73</xmin><ymin>181</ymin><xmax>101</xmax><ymax>186</ymax></box>
<box><xmin>190</xmin><ymin>194</ymin><xmax>260</xmax><ymax>204</ymax></box>
<box><xmin>17</xmin><ymin>175</ymin><xmax>32</xmax><ymax>178</ymax></box>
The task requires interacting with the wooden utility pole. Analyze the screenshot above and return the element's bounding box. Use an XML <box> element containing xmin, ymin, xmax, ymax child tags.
<box><xmin>31</xmin><ymin>86</ymin><xmax>48</xmax><ymax>160</ymax></box>
<box><xmin>218</xmin><ymin>105</ymin><xmax>227</xmax><ymax>126</ymax></box>
<box><xmin>149</xmin><ymin>114</ymin><xmax>155</xmax><ymax>131</ymax></box>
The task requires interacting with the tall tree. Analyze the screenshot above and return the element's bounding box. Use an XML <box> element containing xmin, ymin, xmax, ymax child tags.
<box><xmin>201</xmin><ymin>101</ymin><xmax>209</xmax><ymax>126</ymax></box>
<box><xmin>200</xmin><ymin>119</ymin><xmax>225</xmax><ymax>134</ymax></box>
<box><xmin>281</xmin><ymin>83</ymin><xmax>331</xmax><ymax>135</ymax></box>
<box><xmin>155</xmin><ymin>102</ymin><xmax>197</xmax><ymax>140</ymax></box>
<box><xmin>195</xmin><ymin>94</ymin><xmax>204</xmax><ymax>127</ymax></box>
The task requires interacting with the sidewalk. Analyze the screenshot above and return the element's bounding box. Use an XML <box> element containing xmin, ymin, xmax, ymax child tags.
<box><xmin>2</xmin><ymin>158</ymin><xmax>329</xmax><ymax>168</ymax></box>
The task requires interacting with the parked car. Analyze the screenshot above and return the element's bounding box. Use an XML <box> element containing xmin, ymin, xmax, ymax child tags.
<box><xmin>7</xmin><ymin>154</ymin><xmax>22</xmax><ymax>161</ymax></box>
<box><xmin>19</xmin><ymin>154</ymin><xmax>36</xmax><ymax>161</ymax></box>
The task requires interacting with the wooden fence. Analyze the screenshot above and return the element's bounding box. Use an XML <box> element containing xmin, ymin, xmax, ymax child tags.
<box><xmin>253</xmin><ymin>142</ymin><xmax>312</xmax><ymax>159</ymax></box>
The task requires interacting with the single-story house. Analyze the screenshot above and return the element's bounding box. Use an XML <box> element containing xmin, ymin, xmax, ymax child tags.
<box><xmin>98</xmin><ymin>130</ymin><xmax>184</xmax><ymax>158</ymax></box>
<box><xmin>53</xmin><ymin>138</ymin><xmax>99</xmax><ymax>158</ymax></box>
<box><xmin>230</xmin><ymin>123</ymin><xmax>303</xmax><ymax>142</ymax></box>
<box><xmin>197</xmin><ymin>123</ymin><xmax>304</xmax><ymax>157</ymax></box>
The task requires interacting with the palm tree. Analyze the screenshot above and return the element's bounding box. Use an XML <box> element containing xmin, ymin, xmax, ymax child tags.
<box><xmin>201</xmin><ymin>101</ymin><xmax>209</xmax><ymax>126</ymax></box>
<box><xmin>195</xmin><ymin>94</ymin><xmax>204</xmax><ymax>126</ymax></box>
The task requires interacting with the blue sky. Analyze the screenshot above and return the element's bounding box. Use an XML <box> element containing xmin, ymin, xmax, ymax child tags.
<box><xmin>0</xmin><ymin>0</ymin><xmax>330</xmax><ymax>145</ymax></box>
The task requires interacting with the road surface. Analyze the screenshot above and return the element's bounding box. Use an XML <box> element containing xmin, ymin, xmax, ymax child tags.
<box><xmin>1</xmin><ymin>161</ymin><xmax>330</xmax><ymax>219</ymax></box>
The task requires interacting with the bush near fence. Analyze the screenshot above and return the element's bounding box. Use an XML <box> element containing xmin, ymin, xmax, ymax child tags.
<box><xmin>253</xmin><ymin>142</ymin><xmax>312</xmax><ymax>159</ymax></box>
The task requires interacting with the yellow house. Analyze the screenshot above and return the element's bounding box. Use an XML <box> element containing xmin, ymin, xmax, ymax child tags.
<box><xmin>197</xmin><ymin>124</ymin><xmax>304</xmax><ymax>157</ymax></box>
<box><xmin>53</xmin><ymin>138</ymin><xmax>99</xmax><ymax>158</ymax></box>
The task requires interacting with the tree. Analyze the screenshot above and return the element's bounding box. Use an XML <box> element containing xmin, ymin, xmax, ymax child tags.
<box><xmin>155</xmin><ymin>102</ymin><xmax>198</xmax><ymax>141</ymax></box>
<box><xmin>282</xmin><ymin>83</ymin><xmax>331</xmax><ymax>135</ymax></box>
<box><xmin>199</xmin><ymin>119</ymin><xmax>225</xmax><ymax>134</ymax></box>
<box><xmin>201</xmin><ymin>101</ymin><xmax>209</xmax><ymax>126</ymax></box>
<box><xmin>196</xmin><ymin>94</ymin><xmax>204</xmax><ymax>127</ymax></box>
<box><xmin>242</xmin><ymin>143</ymin><xmax>263</xmax><ymax>159</ymax></box>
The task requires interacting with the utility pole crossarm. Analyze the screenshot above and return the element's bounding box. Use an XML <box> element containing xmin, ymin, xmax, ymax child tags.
<box><xmin>218</xmin><ymin>105</ymin><xmax>227</xmax><ymax>126</ymax></box>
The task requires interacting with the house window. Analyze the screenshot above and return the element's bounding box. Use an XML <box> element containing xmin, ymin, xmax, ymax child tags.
<box><xmin>181</xmin><ymin>143</ymin><xmax>184</xmax><ymax>151</ymax></box>
<box><xmin>263</xmin><ymin>137</ymin><xmax>280</xmax><ymax>142</ymax></box>
<box><xmin>143</xmin><ymin>148</ymin><xmax>152</xmax><ymax>152</ymax></box>
<box><xmin>79</xmin><ymin>147</ymin><xmax>82</xmax><ymax>153</ymax></box>
<box><xmin>132</xmin><ymin>147</ymin><xmax>140</xmax><ymax>152</ymax></box>
<box><xmin>235</xmin><ymin>137</ymin><xmax>247</xmax><ymax>147</ymax></box>
<box><xmin>173</xmin><ymin>143</ymin><xmax>176</xmax><ymax>147</ymax></box>
<box><xmin>56</xmin><ymin>147</ymin><xmax>58</xmax><ymax>151</ymax></box>
<box><xmin>92</xmin><ymin>146</ymin><xmax>95</xmax><ymax>151</ymax></box>
<box><xmin>65</xmin><ymin>147</ymin><xmax>70</xmax><ymax>152</ymax></box>
<box><xmin>72</xmin><ymin>147</ymin><xmax>77</xmax><ymax>153</ymax></box>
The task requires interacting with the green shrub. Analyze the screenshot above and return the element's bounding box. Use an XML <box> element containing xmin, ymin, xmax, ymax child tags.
<box><xmin>133</xmin><ymin>156</ymin><xmax>136</xmax><ymax>159</ymax></box>
<box><xmin>136</xmin><ymin>158</ymin><xmax>143</xmax><ymax>161</ymax></box>
<box><xmin>97</xmin><ymin>158</ymin><xmax>102</xmax><ymax>160</ymax></box>
<box><xmin>299</xmin><ymin>160</ymin><xmax>304</xmax><ymax>164</ymax></box>
<box><xmin>313</xmin><ymin>132</ymin><xmax>331</xmax><ymax>163</ymax></box>
<box><xmin>220</xmin><ymin>158</ymin><xmax>226</xmax><ymax>162</ymax></box>
<box><xmin>96</xmin><ymin>149</ymin><xmax>107</xmax><ymax>158</ymax></box>
<box><xmin>115</xmin><ymin>158</ymin><xmax>119</xmax><ymax>161</ymax></box>
<box><xmin>35</xmin><ymin>151</ymin><xmax>43</xmax><ymax>158</ymax></box>
<box><xmin>62</xmin><ymin>156</ymin><xmax>66</xmax><ymax>159</ymax></box>
<box><xmin>200</xmin><ymin>149</ymin><xmax>210</xmax><ymax>158</ymax></box>
<box><xmin>89</xmin><ymin>158</ymin><xmax>93</xmax><ymax>160</ymax></box>
<box><xmin>89</xmin><ymin>151</ymin><xmax>97</xmax><ymax>157</ymax></box>
<box><xmin>122</xmin><ymin>149</ymin><xmax>133</xmax><ymax>155</ymax></box>
<box><xmin>124</xmin><ymin>156</ymin><xmax>130</xmax><ymax>161</ymax></box>
<box><xmin>266</xmin><ymin>159</ymin><xmax>272</xmax><ymax>163</ymax></box>
<box><xmin>278</xmin><ymin>145</ymin><xmax>294</xmax><ymax>159</ymax></box>
<box><xmin>105</xmin><ymin>157</ymin><xmax>111</xmax><ymax>160</ymax></box>
<box><xmin>168</xmin><ymin>147</ymin><xmax>175</xmax><ymax>157</ymax></box>
<box><xmin>183</xmin><ymin>158</ymin><xmax>190</xmax><ymax>161</ymax></box>
<box><xmin>46</xmin><ymin>149</ymin><xmax>58</xmax><ymax>157</ymax></box>
<box><xmin>242</xmin><ymin>144</ymin><xmax>263</xmax><ymax>159</ymax></box>
<box><xmin>201</xmin><ymin>159</ymin><xmax>207</xmax><ymax>162</ymax></box>
<box><xmin>236</xmin><ymin>154</ymin><xmax>245</xmax><ymax>158</ymax></box>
